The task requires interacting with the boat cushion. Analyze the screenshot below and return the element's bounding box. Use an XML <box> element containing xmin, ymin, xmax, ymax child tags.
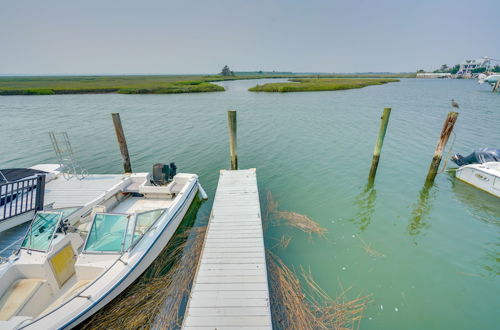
<box><xmin>0</xmin><ymin>279</ymin><xmax>44</xmax><ymax>321</ymax></box>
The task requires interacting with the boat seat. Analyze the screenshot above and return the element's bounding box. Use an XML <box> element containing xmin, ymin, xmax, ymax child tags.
<box><xmin>0</xmin><ymin>279</ymin><xmax>44</xmax><ymax>321</ymax></box>
<box><xmin>42</xmin><ymin>280</ymin><xmax>91</xmax><ymax>315</ymax></box>
<box><xmin>138</xmin><ymin>182</ymin><xmax>177</xmax><ymax>197</ymax></box>
<box><xmin>76</xmin><ymin>221</ymin><xmax>92</xmax><ymax>234</ymax></box>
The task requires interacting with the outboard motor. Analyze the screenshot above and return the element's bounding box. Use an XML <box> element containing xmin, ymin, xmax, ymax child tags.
<box><xmin>152</xmin><ymin>162</ymin><xmax>177</xmax><ymax>185</ymax></box>
<box><xmin>452</xmin><ymin>148</ymin><xmax>500</xmax><ymax>166</ymax></box>
<box><xmin>169</xmin><ymin>162</ymin><xmax>177</xmax><ymax>180</ymax></box>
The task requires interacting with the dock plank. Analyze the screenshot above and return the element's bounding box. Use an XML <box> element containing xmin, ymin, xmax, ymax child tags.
<box><xmin>182</xmin><ymin>169</ymin><xmax>272</xmax><ymax>329</ymax></box>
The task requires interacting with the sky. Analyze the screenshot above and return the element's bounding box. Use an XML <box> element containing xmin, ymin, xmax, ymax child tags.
<box><xmin>1</xmin><ymin>0</ymin><xmax>499</xmax><ymax>75</ymax></box>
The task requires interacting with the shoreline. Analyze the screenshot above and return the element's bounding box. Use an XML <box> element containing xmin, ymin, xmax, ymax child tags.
<box><xmin>0</xmin><ymin>74</ymin><xmax>414</xmax><ymax>95</ymax></box>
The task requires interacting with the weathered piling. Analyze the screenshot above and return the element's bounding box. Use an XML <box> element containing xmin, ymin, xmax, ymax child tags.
<box><xmin>493</xmin><ymin>80</ymin><xmax>500</xmax><ymax>93</ymax></box>
<box><xmin>368</xmin><ymin>107</ymin><xmax>392</xmax><ymax>183</ymax></box>
<box><xmin>227</xmin><ymin>110</ymin><xmax>238</xmax><ymax>170</ymax></box>
<box><xmin>425</xmin><ymin>112</ymin><xmax>458</xmax><ymax>183</ymax></box>
<box><xmin>111</xmin><ymin>113</ymin><xmax>132</xmax><ymax>173</ymax></box>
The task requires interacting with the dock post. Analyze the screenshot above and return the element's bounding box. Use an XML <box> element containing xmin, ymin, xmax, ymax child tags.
<box><xmin>227</xmin><ymin>110</ymin><xmax>238</xmax><ymax>170</ymax></box>
<box><xmin>368</xmin><ymin>107</ymin><xmax>392</xmax><ymax>183</ymax></box>
<box><xmin>493</xmin><ymin>80</ymin><xmax>500</xmax><ymax>93</ymax></box>
<box><xmin>425</xmin><ymin>112</ymin><xmax>458</xmax><ymax>184</ymax></box>
<box><xmin>111</xmin><ymin>113</ymin><xmax>132</xmax><ymax>173</ymax></box>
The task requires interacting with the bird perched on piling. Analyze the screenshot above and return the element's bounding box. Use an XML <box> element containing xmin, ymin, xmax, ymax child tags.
<box><xmin>451</xmin><ymin>99</ymin><xmax>459</xmax><ymax>109</ymax></box>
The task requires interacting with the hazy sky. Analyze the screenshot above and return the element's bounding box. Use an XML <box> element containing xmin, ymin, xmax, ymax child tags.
<box><xmin>1</xmin><ymin>0</ymin><xmax>499</xmax><ymax>75</ymax></box>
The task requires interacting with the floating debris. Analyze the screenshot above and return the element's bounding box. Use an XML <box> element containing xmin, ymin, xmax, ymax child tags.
<box><xmin>358</xmin><ymin>236</ymin><xmax>385</xmax><ymax>258</ymax></box>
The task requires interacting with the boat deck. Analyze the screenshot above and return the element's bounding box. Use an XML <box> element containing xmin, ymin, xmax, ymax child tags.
<box><xmin>44</xmin><ymin>174</ymin><xmax>127</xmax><ymax>208</ymax></box>
<box><xmin>182</xmin><ymin>169</ymin><xmax>272</xmax><ymax>330</ymax></box>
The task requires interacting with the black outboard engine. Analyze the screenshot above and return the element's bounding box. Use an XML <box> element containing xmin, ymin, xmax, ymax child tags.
<box><xmin>152</xmin><ymin>162</ymin><xmax>177</xmax><ymax>185</ymax></box>
<box><xmin>169</xmin><ymin>162</ymin><xmax>177</xmax><ymax>179</ymax></box>
<box><xmin>451</xmin><ymin>148</ymin><xmax>500</xmax><ymax>166</ymax></box>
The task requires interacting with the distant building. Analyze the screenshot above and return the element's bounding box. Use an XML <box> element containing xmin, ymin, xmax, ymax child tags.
<box><xmin>457</xmin><ymin>57</ymin><xmax>492</xmax><ymax>76</ymax></box>
<box><xmin>416</xmin><ymin>72</ymin><xmax>451</xmax><ymax>78</ymax></box>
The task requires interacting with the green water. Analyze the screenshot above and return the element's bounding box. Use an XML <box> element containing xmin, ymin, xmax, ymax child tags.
<box><xmin>1</xmin><ymin>78</ymin><xmax>499</xmax><ymax>329</ymax></box>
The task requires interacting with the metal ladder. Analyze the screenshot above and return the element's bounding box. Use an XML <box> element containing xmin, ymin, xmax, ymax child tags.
<box><xmin>49</xmin><ymin>132</ymin><xmax>88</xmax><ymax>180</ymax></box>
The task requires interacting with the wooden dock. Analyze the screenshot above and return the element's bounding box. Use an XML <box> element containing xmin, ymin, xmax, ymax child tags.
<box><xmin>182</xmin><ymin>169</ymin><xmax>272</xmax><ymax>330</ymax></box>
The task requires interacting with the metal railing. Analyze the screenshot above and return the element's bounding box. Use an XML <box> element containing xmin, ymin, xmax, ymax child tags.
<box><xmin>0</xmin><ymin>175</ymin><xmax>45</xmax><ymax>221</ymax></box>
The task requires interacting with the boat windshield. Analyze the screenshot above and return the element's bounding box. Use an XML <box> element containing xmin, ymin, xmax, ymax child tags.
<box><xmin>22</xmin><ymin>211</ymin><xmax>62</xmax><ymax>251</ymax></box>
<box><xmin>85</xmin><ymin>214</ymin><xmax>131</xmax><ymax>252</ymax></box>
<box><xmin>131</xmin><ymin>209</ymin><xmax>165</xmax><ymax>247</ymax></box>
<box><xmin>84</xmin><ymin>209</ymin><xmax>165</xmax><ymax>253</ymax></box>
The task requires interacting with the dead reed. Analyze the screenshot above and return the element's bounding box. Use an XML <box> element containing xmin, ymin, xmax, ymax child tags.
<box><xmin>267</xmin><ymin>251</ymin><xmax>371</xmax><ymax>330</ymax></box>
<box><xmin>271</xmin><ymin>234</ymin><xmax>294</xmax><ymax>249</ymax></box>
<box><xmin>266</xmin><ymin>192</ymin><xmax>327</xmax><ymax>238</ymax></box>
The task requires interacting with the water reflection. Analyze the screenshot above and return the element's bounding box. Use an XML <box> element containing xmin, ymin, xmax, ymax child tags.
<box><xmin>351</xmin><ymin>183</ymin><xmax>377</xmax><ymax>231</ymax></box>
<box><xmin>449</xmin><ymin>174</ymin><xmax>500</xmax><ymax>277</ymax></box>
<box><xmin>450</xmin><ymin>174</ymin><xmax>500</xmax><ymax>225</ymax></box>
<box><xmin>408</xmin><ymin>182</ymin><xmax>437</xmax><ymax>236</ymax></box>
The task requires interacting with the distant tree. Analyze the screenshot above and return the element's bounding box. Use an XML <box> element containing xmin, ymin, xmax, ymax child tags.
<box><xmin>492</xmin><ymin>65</ymin><xmax>500</xmax><ymax>73</ymax></box>
<box><xmin>440</xmin><ymin>64</ymin><xmax>449</xmax><ymax>72</ymax></box>
<box><xmin>450</xmin><ymin>64</ymin><xmax>460</xmax><ymax>74</ymax></box>
<box><xmin>471</xmin><ymin>67</ymin><xmax>486</xmax><ymax>73</ymax></box>
<box><xmin>258</xmin><ymin>70</ymin><xmax>263</xmax><ymax>74</ymax></box>
<box><xmin>417</xmin><ymin>69</ymin><xmax>425</xmax><ymax>73</ymax></box>
<box><xmin>220</xmin><ymin>65</ymin><xmax>235</xmax><ymax>76</ymax></box>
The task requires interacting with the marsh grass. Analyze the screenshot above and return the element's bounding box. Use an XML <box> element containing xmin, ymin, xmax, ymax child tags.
<box><xmin>0</xmin><ymin>74</ymin><xmax>409</xmax><ymax>95</ymax></box>
<box><xmin>249</xmin><ymin>78</ymin><xmax>399</xmax><ymax>92</ymax></box>
<box><xmin>0</xmin><ymin>75</ymin><xmax>226</xmax><ymax>95</ymax></box>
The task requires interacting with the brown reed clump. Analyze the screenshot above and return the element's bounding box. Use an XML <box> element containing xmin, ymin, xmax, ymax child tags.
<box><xmin>265</xmin><ymin>192</ymin><xmax>327</xmax><ymax>238</ymax></box>
<box><xmin>81</xmin><ymin>226</ymin><xmax>206</xmax><ymax>330</ymax></box>
<box><xmin>275</xmin><ymin>211</ymin><xmax>328</xmax><ymax>238</ymax></box>
<box><xmin>267</xmin><ymin>251</ymin><xmax>371</xmax><ymax>330</ymax></box>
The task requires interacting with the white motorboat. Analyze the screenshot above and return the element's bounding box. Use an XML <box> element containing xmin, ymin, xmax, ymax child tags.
<box><xmin>455</xmin><ymin>162</ymin><xmax>500</xmax><ymax>198</ymax></box>
<box><xmin>478</xmin><ymin>73</ymin><xmax>500</xmax><ymax>86</ymax></box>
<box><xmin>0</xmin><ymin>166</ymin><xmax>206</xmax><ymax>329</ymax></box>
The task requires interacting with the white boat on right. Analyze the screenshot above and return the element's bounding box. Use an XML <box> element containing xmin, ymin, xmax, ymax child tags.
<box><xmin>452</xmin><ymin>148</ymin><xmax>500</xmax><ymax>198</ymax></box>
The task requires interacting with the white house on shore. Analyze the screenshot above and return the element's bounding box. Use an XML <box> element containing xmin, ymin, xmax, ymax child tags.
<box><xmin>457</xmin><ymin>56</ymin><xmax>492</xmax><ymax>76</ymax></box>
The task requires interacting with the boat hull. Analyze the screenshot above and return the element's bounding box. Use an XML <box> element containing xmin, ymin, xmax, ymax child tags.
<box><xmin>455</xmin><ymin>162</ymin><xmax>500</xmax><ymax>198</ymax></box>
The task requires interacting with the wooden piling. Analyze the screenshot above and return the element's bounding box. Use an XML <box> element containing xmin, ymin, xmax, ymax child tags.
<box><xmin>227</xmin><ymin>110</ymin><xmax>238</xmax><ymax>170</ymax></box>
<box><xmin>425</xmin><ymin>112</ymin><xmax>458</xmax><ymax>183</ymax></box>
<box><xmin>493</xmin><ymin>80</ymin><xmax>500</xmax><ymax>93</ymax></box>
<box><xmin>368</xmin><ymin>108</ymin><xmax>392</xmax><ymax>182</ymax></box>
<box><xmin>111</xmin><ymin>113</ymin><xmax>132</xmax><ymax>173</ymax></box>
